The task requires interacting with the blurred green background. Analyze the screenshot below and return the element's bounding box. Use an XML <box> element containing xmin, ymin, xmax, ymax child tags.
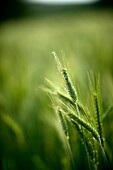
<box><xmin>0</xmin><ymin>1</ymin><xmax>113</xmax><ymax>170</ymax></box>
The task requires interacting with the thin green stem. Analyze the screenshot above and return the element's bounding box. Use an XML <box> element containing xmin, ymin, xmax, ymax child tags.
<box><xmin>100</xmin><ymin>145</ymin><xmax>110</xmax><ymax>170</ymax></box>
<box><xmin>66</xmin><ymin>139</ymin><xmax>76</xmax><ymax>170</ymax></box>
<box><xmin>75</xmin><ymin>104</ymin><xmax>92</xmax><ymax>170</ymax></box>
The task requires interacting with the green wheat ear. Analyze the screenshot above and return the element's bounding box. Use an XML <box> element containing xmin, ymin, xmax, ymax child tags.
<box><xmin>88</xmin><ymin>72</ymin><xmax>104</xmax><ymax>146</ymax></box>
<box><xmin>93</xmin><ymin>92</ymin><xmax>104</xmax><ymax>146</ymax></box>
<box><xmin>62</xmin><ymin>68</ymin><xmax>77</xmax><ymax>103</ymax></box>
<box><xmin>56</xmin><ymin>106</ymin><xmax>69</xmax><ymax>140</ymax></box>
<box><xmin>52</xmin><ymin>52</ymin><xmax>77</xmax><ymax>103</ymax></box>
<box><xmin>93</xmin><ymin>74</ymin><xmax>104</xmax><ymax>147</ymax></box>
<box><xmin>56</xmin><ymin>106</ymin><xmax>76</xmax><ymax>170</ymax></box>
<box><xmin>67</xmin><ymin>112</ymin><xmax>101</xmax><ymax>143</ymax></box>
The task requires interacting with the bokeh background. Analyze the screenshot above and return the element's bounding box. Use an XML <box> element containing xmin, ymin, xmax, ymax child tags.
<box><xmin>0</xmin><ymin>0</ymin><xmax>113</xmax><ymax>169</ymax></box>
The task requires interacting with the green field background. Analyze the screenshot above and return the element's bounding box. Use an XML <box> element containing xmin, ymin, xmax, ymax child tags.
<box><xmin>0</xmin><ymin>8</ymin><xmax>113</xmax><ymax>170</ymax></box>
